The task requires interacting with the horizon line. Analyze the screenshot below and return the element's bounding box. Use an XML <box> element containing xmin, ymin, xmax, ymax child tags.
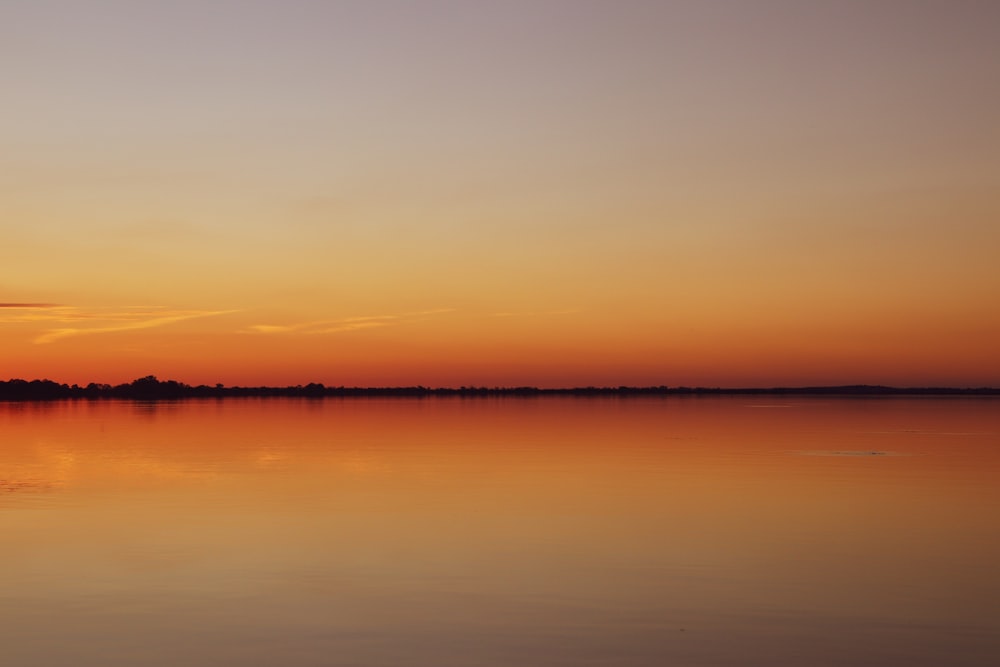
<box><xmin>1</xmin><ymin>376</ymin><xmax>998</xmax><ymax>399</ymax></box>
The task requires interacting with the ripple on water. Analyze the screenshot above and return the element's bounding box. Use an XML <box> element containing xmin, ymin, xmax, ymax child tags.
<box><xmin>796</xmin><ymin>450</ymin><xmax>906</xmax><ymax>457</ymax></box>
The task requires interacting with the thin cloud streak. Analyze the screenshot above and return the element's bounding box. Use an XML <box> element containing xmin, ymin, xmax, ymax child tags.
<box><xmin>33</xmin><ymin>309</ymin><xmax>238</xmax><ymax>344</ymax></box>
<box><xmin>488</xmin><ymin>309</ymin><xmax>581</xmax><ymax>318</ymax></box>
<box><xmin>7</xmin><ymin>307</ymin><xmax>180</xmax><ymax>324</ymax></box>
<box><xmin>247</xmin><ymin>308</ymin><xmax>454</xmax><ymax>336</ymax></box>
<box><xmin>311</xmin><ymin>321</ymin><xmax>391</xmax><ymax>334</ymax></box>
<box><xmin>0</xmin><ymin>303</ymin><xmax>61</xmax><ymax>308</ymax></box>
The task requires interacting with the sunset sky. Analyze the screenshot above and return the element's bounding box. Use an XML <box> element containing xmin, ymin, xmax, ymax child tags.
<box><xmin>3</xmin><ymin>0</ymin><xmax>998</xmax><ymax>387</ymax></box>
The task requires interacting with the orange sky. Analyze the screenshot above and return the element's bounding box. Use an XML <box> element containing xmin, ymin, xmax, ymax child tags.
<box><xmin>2</xmin><ymin>1</ymin><xmax>999</xmax><ymax>387</ymax></box>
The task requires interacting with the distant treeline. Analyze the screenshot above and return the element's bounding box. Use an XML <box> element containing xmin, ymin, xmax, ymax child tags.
<box><xmin>0</xmin><ymin>376</ymin><xmax>997</xmax><ymax>401</ymax></box>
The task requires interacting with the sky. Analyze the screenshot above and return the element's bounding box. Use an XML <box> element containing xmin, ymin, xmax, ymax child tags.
<box><xmin>2</xmin><ymin>0</ymin><xmax>998</xmax><ymax>387</ymax></box>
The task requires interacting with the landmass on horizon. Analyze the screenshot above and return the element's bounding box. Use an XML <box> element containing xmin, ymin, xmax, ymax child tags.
<box><xmin>1</xmin><ymin>376</ymin><xmax>996</xmax><ymax>401</ymax></box>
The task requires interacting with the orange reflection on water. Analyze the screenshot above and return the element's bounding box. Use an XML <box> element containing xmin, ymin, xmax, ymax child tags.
<box><xmin>1</xmin><ymin>397</ymin><xmax>998</xmax><ymax>666</ymax></box>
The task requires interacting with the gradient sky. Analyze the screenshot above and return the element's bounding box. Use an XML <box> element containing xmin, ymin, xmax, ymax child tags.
<box><xmin>2</xmin><ymin>0</ymin><xmax>999</xmax><ymax>387</ymax></box>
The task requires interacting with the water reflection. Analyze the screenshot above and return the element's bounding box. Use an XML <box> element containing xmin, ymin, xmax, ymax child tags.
<box><xmin>1</xmin><ymin>397</ymin><xmax>998</xmax><ymax>666</ymax></box>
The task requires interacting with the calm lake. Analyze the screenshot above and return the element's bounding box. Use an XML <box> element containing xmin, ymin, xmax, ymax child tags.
<box><xmin>1</xmin><ymin>397</ymin><xmax>998</xmax><ymax>666</ymax></box>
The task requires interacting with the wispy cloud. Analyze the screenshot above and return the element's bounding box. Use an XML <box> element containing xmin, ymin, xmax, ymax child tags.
<box><xmin>248</xmin><ymin>324</ymin><xmax>294</xmax><ymax>334</ymax></box>
<box><xmin>0</xmin><ymin>303</ymin><xmax>61</xmax><ymax>308</ymax></box>
<box><xmin>9</xmin><ymin>306</ymin><xmax>240</xmax><ymax>344</ymax></box>
<box><xmin>488</xmin><ymin>308</ymin><xmax>581</xmax><ymax>318</ymax></box>
<box><xmin>247</xmin><ymin>308</ymin><xmax>454</xmax><ymax>336</ymax></box>
<box><xmin>311</xmin><ymin>320</ymin><xmax>394</xmax><ymax>334</ymax></box>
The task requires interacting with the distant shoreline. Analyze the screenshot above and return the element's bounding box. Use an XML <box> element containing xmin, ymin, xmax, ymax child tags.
<box><xmin>1</xmin><ymin>376</ymin><xmax>997</xmax><ymax>401</ymax></box>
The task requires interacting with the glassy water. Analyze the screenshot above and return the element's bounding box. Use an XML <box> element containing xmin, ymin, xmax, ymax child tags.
<box><xmin>1</xmin><ymin>397</ymin><xmax>998</xmax><ymax>666</ymax></box>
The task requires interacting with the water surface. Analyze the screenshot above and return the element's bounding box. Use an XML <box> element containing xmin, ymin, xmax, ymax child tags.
<box><xmin>1</xmin><ymin>397</ymin><xmax>998</xmax><ymax>666</ymax></box>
